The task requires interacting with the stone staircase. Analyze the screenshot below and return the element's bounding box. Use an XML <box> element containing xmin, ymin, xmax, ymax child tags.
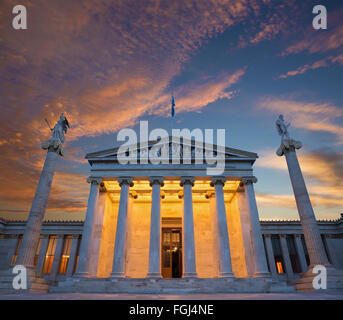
<box><xmin>50</xmin><ymin>277</ymin><xmax>295</xmax><ymax>294</ymax></box>
<box><xmin>0</xmin><ymin>268</ymin><xmax>50</xmax><ymax>293</ymax></box>
<box><xmin>295</xmin><ymin>267</ymin><xmax>343</xmax><ymax>292</ymax></box>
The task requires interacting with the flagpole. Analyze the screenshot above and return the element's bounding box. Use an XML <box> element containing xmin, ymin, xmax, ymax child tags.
<box><xmin>170</xmin><ymin>91</ymin><xmax>175</xmax><ymax>138</ymax></box>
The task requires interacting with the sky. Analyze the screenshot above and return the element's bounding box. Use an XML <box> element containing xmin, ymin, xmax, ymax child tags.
<box><xmin>0</xmin><ymin>0</ymin><xmax>342</xmax><ymax>221</ymax></box>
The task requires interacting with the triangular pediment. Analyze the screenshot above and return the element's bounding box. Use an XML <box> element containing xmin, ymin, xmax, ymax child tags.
<box><xmin>85</xmin><ymin>136</ymin><xmax>257</xmax><ymax>164</ymax></box>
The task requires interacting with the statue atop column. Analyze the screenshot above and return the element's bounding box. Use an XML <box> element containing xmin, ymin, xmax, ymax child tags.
<box><xmin>41</xmin><ymin>113</ymin><xmax>70</xmax><ymax>156</ymax></box>
<box><xmin>273</xmin><ymin>114</ymin><xmax>343</xmax><ymax>291</ymax></box>
<box><xmin>275</xmin><ymin>114</ymin><xmax>302</xmax><ymax>156</ymax></box>
<box><xmin>7</xmin><ymin>112</ymin><xmax>71</xmax><ymax>291</ymax></box>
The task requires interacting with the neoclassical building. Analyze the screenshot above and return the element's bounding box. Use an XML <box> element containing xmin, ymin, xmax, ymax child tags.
<box><xmin>1</xmin><ymin>137</ymin><xmax>342</xmax><ymax>293</ymax></box>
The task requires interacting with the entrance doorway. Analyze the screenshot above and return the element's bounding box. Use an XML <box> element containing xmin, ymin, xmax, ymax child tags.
<box><xmin>161</xmin><ymin>228</ymin><xmax>182</xmax><ymax>278</ymax></box>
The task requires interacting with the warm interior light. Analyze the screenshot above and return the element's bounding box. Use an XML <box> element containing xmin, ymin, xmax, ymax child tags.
<box><xmin>276</xmin><ymin>261</ymin><xmax>284</xmax><ymax>273</ymax></box>
<box><xmin>105</xmin><ymin>179</ymin><xmax>241</xmax><ymax>202</ymax></box>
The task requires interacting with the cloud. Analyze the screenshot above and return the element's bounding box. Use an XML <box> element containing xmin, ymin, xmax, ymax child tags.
<box><xmin>0</xmin><ymin>0</ymin><xmax>254</xmax><ymax>217</ymax></box>
<box><xmin>258</xmin><ymin>98</ymin><xmax>343</xmax><ymax>143</ymax></box>
<box><xmin>282</xmin><ymin>8</ymin><xmax>343</xmax><ymax>56</ymax></box>
<box><xmin>255</xmin><ymin>148</ymin><xmax>343</xmax><ymax>210</ymax></box>
<box><xmin>278</xmin><ymin>54</ymin><xmax>343</xmax><ymax>79</ymax></box>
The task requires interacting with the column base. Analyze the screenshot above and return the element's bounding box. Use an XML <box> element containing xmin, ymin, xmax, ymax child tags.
<box><xmin>147</xmin><ymin>272</ymin><xmax>162</xmax><ymax>279</ymax></box>
<box><xmin>253</xmin><ymin>272</ymin><xmax>271</xmax><ymax>278</ymax></box>
<box><xmin>183</xmin><ymin>272</ymin><xmax>198</xmax><ymax>279</ymax></box>
<box><xmin>110</xmin><ymin>272</ymin><xmax>125</xmax><ymax>279</ymax></box>
<box><xmin>73</xmin><ymin>272</ymin><xmax>90</xmax><ymax>278</ymax></box>
<box><xmin>219</xmin><ymin>272</ymin><xmax>235</xmax><ymax>278</ymax></box>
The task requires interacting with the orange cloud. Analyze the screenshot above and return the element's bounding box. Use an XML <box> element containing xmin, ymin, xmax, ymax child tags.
<box><xmin>258</xmin><ymin>98</ymin><xmax>343</xmax><ymax>143</ymax></box>
<box><xmin>282</xmin><ymin>8</ymin><xmax>343</xmax><ymax>56</ymax></box>
<box><xmin>278</xmin><ymin>54</ymin><xmax>343</xmax><ymax>79</ymax></box>
<box><xmin>255</xmin><ymin>148</ymin><xmax>343</xmax><ymax>211</ymax></box>
<box><xmin>0</xmin><ymin>0</ymin><xmax>254</xmax><ymax>218</ymax></box>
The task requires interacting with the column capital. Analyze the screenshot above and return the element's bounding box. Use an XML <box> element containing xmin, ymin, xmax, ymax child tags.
<box><xmin>264</xmin><ymin>234</ymin><xmax>272</xmax><ymax>238</ymax></box>
<box><xmin>149</xmin><ymin>176</ymin><xmax>164</xmax><ymax>187</ymax></box>
<box><xmin>279</xmin><ymin>234</ymin><xmax>286</xmax><ymax>238</ymax></box>
<box><xmin>210</xmin><ymin>176</ymin><xmax>226</xmax><ymax>187</ymax></box>
<box><xmin>276</xmin><ymin>139</ymin><xmax>302</xmax><ymax>157</ymax></box>
<box><xmin>295</xmin><ymin>234</ymin><xmax>302</xmax><ymax>238</ymax></box>
<box><xmin>86</xmin><ymin>177</ymin><xmax>103</xmax><ymax>184</ymax></box>
<box><xmin>240</xmin><ymin>176</ymin><xmax>258</xmax><ymax>185</ymax></box>
<box><xmin>72</xmin><ymin>234</ymin><xmax>80</xmax><ymax>239</ymax></box>
<box><xmin>180</xmin><ymin>176</ymin><xmax>195</xmax><ymax>187</ymax></box>
<box><xmin>117</xmin><ymin>177</ymin><xmax>134</xmax><ymax>187</ymax></box>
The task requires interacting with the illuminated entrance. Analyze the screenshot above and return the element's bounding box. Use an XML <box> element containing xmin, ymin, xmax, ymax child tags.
<box><xmin>161</xmin><ymin>228</ymin><xmax>182</xmax><ymax>278</ymax></box>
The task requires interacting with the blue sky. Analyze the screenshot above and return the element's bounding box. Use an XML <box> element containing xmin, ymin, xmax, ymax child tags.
<box><xmin>0</xmin><ymin>0</ymin><xmax>342</xmax><ymax>221</ymax></box>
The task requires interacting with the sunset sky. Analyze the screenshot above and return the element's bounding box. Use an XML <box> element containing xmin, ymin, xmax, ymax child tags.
<box><xmin>0</xmin><ymin>0</ymin><xmax>342</xmax><ymax>221</ymax></box>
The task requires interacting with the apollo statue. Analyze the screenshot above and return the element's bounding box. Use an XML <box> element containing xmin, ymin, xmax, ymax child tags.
<box><xmin>276</xmin><ymin>114</ymin><xmax>291</xmax><ymax>141</ymax></box>
<box><xmin>41</xmin><ymin>113</ymin><xmax>70</xmax><ymax>156</ymax></box>
<box><xmin>275</xmin><ymin>114</ymin><xmax>301</xmax><ymax>156</ymax></box>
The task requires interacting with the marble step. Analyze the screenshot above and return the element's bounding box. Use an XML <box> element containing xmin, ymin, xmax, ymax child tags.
<box><xmin>50</xmin><ymin>277</ymin><xmax>295</xmax><ymax>294</ymax></box>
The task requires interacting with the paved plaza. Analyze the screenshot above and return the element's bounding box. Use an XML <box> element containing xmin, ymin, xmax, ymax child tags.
<box><xmin>1</xmin><ymin>292</ymin><xmax>343</xmax><ymax>300</ymax></box>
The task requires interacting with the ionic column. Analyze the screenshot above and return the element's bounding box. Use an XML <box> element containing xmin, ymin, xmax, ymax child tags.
<box><xmin>66</xmin><ymin>235</ymin><xmax>80</xmax><ymax>277</ymax></box>
<box><xmin>110</xmin><ymin>177</ymin><xmax>133</xmax><ymax>278</ymax></box>
<box><xmin>263</xmin><ymin>235</ymin><xmax>278</xmax><ymax>278</ymax></box>
<box><xmin>74</xmin><ymin>177</ymin><xmax>102</xmax><ymax>277</ymax></box>
<box><xmin>35</xmin><ymin>235</ymin><xmax>49</xmax><ymax>273</ymax></box>
<box><xmin>147</xmin><ymin>177</ymin><xmax>164</xmax><ymax>278</ymax></box>
<box><xmin>294</xmin><ymin>234</ymin><xmax>308</xmax><ymax>273</ymax></box>
<box><xmin>278</xmin><ymin>140</ymin><xmax>330</xmax><ymax>267</ymax></box>
<box><xmin>240</xmin><ymin>177</ymin><xmax>270</xmax><ymax>277</ymax></box>
<box><xmin>180</xmin><ymin>177</ymin><xmax>197</xmax><ymax>278</ymax></box>
<box><xmin>210</xmin><ymin>177</ymin><xmax>234</xmax><ymax>278</ymax></box>
<box><xmin>88</xmin><ymin>184</ymin><xmax>107</xmax><ymax>277</ymax></box>
<box><xmin>16</xmin><ymin>150</ymin><xmax>59</xmax><ymax>268</ymax></box>
<box><xmin>50</xmin><ymin>235</ymin><xmax>64</xmax><ymax>280</ymax></box>
<box><xmin>279</xmin><ymin>235</ymin><xmax>294</xmax><ymax>280</ymax></box>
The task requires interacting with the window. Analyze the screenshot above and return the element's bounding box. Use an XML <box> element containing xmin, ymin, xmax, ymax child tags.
<box><xmin>271</xmin><ymin>235</ymin><xmax>285</xmax><ymax>274</ymax></box>
<box><xmin>58</xmin><ymin>236</ymin><xmax>73</xmax><ymax>274</ymax></box>
<box><xmin>276</xmin><ymin>261</ymin><xmax>284</xmax><ymax>273</ymax></box>
<box><xmin>42</xmin><ymin>236</ymin><xmax>57</xmax><ymax>274</ymax></box>
<box><xmin>11</xmin><ymin>235</ymin><xmax>23</xmax><ymax>265</ymax></box>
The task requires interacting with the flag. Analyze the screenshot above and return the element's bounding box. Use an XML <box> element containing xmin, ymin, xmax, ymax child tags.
<box><xmin>171</xmin><ymin>95</ymin><xmax>175</xmax><ymax>118</ymax></box>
